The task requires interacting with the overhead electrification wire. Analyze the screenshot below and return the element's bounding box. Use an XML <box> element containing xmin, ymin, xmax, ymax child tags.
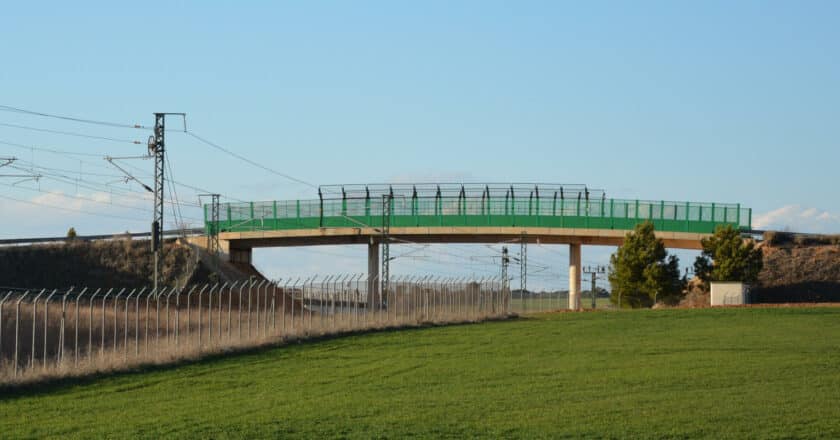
<box><xmin>0</xmin><ymin>139</ymin><xmax>105</xmax><ymax>158</ymax></box>
<box><xmin>165</xmin><ymin>152</ymin><xmax>187</xmax><ymax>232</ymax></box>
<box><xmin>0</xmin><ymin>181</ymin><xmax>204</xmax><ymax>223</ymax></box>
<box><xmin>0</xmin><ymin>122</ymin><xmax>142</xmax><ymax>144</ymax></box>
<box><xmin>0</xmin><ymin>104</ymin><xmax>150</xmax><ymax>130</ymax></box>
<box><xmin>8</xmin><ymin>165</ymin><xmax>204</xmax><ymax>216</ymax></box>
<box><xmin>0</xmin><ymin>193</ymin><xmax>147</xmax><ymax>222</ymax></box>
<box><xmin>185</xmin><ymin>131</ymin><xmax>316</xmax><ymax>189</ymax></box>
<box><xmin>113</xmin><ymin>157</ymin><xmax>248</xmax><ymax>204</ymax></box>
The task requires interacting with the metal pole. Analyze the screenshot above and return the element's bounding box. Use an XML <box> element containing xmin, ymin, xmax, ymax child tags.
<box><xmin>150</xmin><ymin>114</ymin><xmax>165</xmax><ymax>296</ymax></box>
<box><xmin>148</xmin><ymin>112</ymin><xmax>185</xmax><ymax>295</ymax></box>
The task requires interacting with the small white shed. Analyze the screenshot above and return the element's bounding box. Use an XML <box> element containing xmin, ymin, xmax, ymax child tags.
<box><xmin>710</xmin><ymin>282</ymin><xmax>748</xmax><ymax>306</ymax></box>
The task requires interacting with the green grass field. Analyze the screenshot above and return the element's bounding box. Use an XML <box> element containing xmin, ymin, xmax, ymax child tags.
<box><xmin>510</xmin><ymin>296</ymin><xmax>613</xmax><ymax>311</ymax></box>
<box><xmin>2</xmin><ymin>307</ymin><xmax>839</xmax><ymax>439</ymax></box>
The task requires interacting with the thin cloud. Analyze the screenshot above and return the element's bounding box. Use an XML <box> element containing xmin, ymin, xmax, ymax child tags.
<box><xmin>754</xmin><ymin>205</ymin><xmax>840</xmax><ymax>233</ymax></box>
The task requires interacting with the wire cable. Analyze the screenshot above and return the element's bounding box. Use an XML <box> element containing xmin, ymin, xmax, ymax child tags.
<box><xmin>186</xmin><ymin>131</ymin><xmax>316</xmax><ymax>189</ymax></box>
<box><xmin>0</xmin><ymin>104</ymin><xmax>150</xmax><ymax>130</ymax></box>
<box><xmin>0</xmin><ymin>121</ymin><xmax>143</xmax><ymax>144</ymax></box>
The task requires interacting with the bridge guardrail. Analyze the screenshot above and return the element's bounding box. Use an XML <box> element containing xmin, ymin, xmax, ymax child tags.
<box><xmin>205</xmin><ymin>196</ymin><xmax>751</xmax><ymax>235</ymax></box>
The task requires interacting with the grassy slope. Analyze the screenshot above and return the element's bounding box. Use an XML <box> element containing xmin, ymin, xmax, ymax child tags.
<box><xmin>2</xmin><ymin>308</ymin><xmax>839</xmax><ymax>439</ymax></box>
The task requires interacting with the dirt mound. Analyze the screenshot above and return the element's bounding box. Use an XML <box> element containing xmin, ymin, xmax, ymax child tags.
<box><xmin>676</xmin><ymin>277</ymin><xmax>710</xmax><ymax>308</ymax></box>
<box><xmin>752</xmin><ymin>240</ymin><xmax>840</xmax><ymax>303</ymax></box>
<box><xmin>0</xmin><ymin>238</ymin><xmax>267</xmax><ymax>290</ymax></box>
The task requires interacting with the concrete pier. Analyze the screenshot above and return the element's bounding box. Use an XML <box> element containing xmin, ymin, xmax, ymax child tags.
<box><xmin>569</xmin><ymin>243</ymin><xmax>581</xmax><ymax>310</ymax></box>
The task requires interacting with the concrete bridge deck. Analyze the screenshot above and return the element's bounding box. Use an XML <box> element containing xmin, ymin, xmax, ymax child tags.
<box><xmin>217</xmin><ymin>226</ymin><xmax>709</xmax><ymax>250</ymax></box>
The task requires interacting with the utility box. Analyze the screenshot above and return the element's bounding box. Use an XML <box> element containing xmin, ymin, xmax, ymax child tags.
<box><xmin>710</xmin><ymin>282</ymin><xmax>748</xmax><ymax>306</ymax></box>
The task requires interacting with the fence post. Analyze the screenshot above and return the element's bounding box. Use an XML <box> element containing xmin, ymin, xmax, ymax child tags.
<box><xmin>13</xmin><ymin>292</ymin><xmax>29</xmax><ymax>377</ymax></box>
<box><xmin>207</xmin><ymin>284</ymin><xmax>218</xmax><ymax>347</ymax></box>
<box><xmin>238</xmin><ymin>282</ymin><xmax>246</xmax><ymax>340</ymax></box>
<box><xmin>43</xmin><ymin>288</ymin><xmax>60</xmax><ymax>369</ymax></box>
<box><xmin>124</xmin><ymin>289</ymin><xmax>136</xmax><ymax>360</ymax></box>
<box><xmin>134</xmin><ymin>287</ymin><xmax>145</xmax><ymax>357</ymax></box>
<box><xmin>59</xmin><ymin>288</ymin><xmax>76</xmax><ymax>365</ymax></box>
<box><xmin>112</xmin><ymin>288</ymin><xmax>125</xmax><ymax>354</ymax></box>
<box><xmin>227</xmin><ymin>281</ymin><xmax>239</xmax><ymax>341</ymax></box>
<box><xmin>145</xmin><ymin>289</ymin><xmax>155</xmax><ymax>355</ymax></box>
<box><xmin>198</xmin><ymin>284</ymin><xmax>211</xmax><ymax>349</ymax></box>
<box><xmin>165</xmin><ymin>287</ymin><xmax>176</xmax><ymax>345</ymax></box>
<box><xmin>0</xmin><ymin>292</ymin><xmax>10</xmax><ymax>368</ymax></box>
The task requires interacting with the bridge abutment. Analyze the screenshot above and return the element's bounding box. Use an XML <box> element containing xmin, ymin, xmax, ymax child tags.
<box><xmin>230</xmin><ymin>247</ymin><xmax>253</xmax><ymax>264</ymax></box>
<box><xmin>569</xmin><ymin>243</ymin><xmax>581</xmax><ymax>310</ymax></box>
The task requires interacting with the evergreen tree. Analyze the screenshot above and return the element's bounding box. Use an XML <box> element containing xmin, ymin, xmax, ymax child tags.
<box><xmin>694</xmin><ymin>225</ymin><xmax>763</xmax><ymax>286</ymax></box>
<box><xmin>609</xmin><ymin>221</ymin><xmax>684</xmax><ymax>308</ymax></box>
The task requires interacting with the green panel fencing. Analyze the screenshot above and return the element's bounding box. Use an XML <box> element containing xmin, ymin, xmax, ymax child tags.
<box><xmin>205</xmin><ymin>196</ymin><xmax>752</xmax><ymax>235</ymax></box>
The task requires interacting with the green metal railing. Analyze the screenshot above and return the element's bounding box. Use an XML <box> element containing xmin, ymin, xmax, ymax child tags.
<box><xmin>205</xmin><ymin>196</ymin><xmax>751</xmax><ymax>235</ymax></box>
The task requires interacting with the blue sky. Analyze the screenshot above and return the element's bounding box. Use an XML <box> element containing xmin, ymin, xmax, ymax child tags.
<box><xmin>1</xmin><ymin>1</ymin><xmax>838</xmax><ymax>288</ymax></box>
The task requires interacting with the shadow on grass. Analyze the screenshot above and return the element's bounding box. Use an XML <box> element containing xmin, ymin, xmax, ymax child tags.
<box><xmin>0</xmin><ymin>314</ymin><xmax>522</xmax><ymax>400</ymax></box>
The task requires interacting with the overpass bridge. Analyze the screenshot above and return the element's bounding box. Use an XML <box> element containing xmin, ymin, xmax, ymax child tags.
<box><xmin>196</xmin><ymin>184</ymin><xmax>752</xmax><ymax>310</ymax></box>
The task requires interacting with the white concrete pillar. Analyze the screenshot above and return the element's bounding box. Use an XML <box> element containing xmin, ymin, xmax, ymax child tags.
<box><xmin>569</xmin><ymin>243</ymin><xmax>581</xmax><ymax>310</ymax></box>
<box><xmin>367</xmin><ymin>240</ymin><xmax>380</xmax><ymax>306</ymax></box>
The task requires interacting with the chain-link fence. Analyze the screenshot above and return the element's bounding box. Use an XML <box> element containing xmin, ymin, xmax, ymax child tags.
<box><xmin>0</xmin><ymin>276</ymin><xmax>506</xmax><ymax>384</ymax></box>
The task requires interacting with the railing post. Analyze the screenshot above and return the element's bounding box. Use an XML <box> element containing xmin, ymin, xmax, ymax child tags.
<box><xmin>660</xmin><ymin>200</ymin><xmax>665</xmax><ymax>230</ymax></box>
<box><xmin>712</xmin><ymin>202</ymin><xmax>717</xmax><ymax>224</ymax></box>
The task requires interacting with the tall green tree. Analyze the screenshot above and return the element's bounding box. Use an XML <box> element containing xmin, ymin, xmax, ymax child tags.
<box><xmin>609</xmin><ymin>221</ymin><xmax>684</xmax><ymax>308</ymax></box>
<box><xmin>694</xmin><ymin>225</ymin><xmax>763</xmax><ymax>285</ymax></box>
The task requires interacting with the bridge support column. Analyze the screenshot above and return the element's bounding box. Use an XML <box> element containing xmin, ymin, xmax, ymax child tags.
<box><xmin>230</xmin><ymin>247</ymin><xmax>252</xmax><ymax>264</ymax></box>
<box><xmin>569</xmin><ymin>243</ymin><xmax>581</xmax><ymax>310</ymax></box>
<box><xmin>367</xmin><ymin>240</ymin><xmax>380</xmax><ymax>307</ymax></box>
